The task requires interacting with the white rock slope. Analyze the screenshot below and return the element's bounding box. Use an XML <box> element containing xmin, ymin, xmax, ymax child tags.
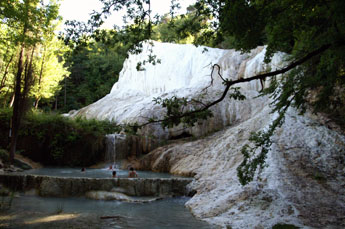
<box><xmin>71</xmin><ymin>41</ymin><xmax>345</xmax><ymax>228</ymax></box>
<box><xmin>139</xmin><ymin>107</ymin><xmax>345</xmax><ymax>228</ymax></box>
<box><xmin>69</xmin><ymin>41</ymin><xmax>283</xmax><ymax>138</ymax></box>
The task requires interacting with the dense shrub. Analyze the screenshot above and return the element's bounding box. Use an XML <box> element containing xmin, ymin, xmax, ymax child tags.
<box><xmin>0</xmin><ymin>109</ymin><xmax>120</xmax><ymax>166</ymax></box>
<box><xmin>0</xmin><ymin>108</ymin><xmax>12</xmax><ymax>149</ymax></box>
<box><xmin>0</xmin><ymin>149</ymin><xmax>9</xmax><ymax>164</ymax></box>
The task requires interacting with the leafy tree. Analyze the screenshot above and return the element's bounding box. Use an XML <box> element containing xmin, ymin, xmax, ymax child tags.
<box><xmin>0</xmin><ymin>23</ymin><xmax>18</xmax><ymax>105</ymax></box>
<box><xmin>0</xmin><ymin>0</ymin><xmax>63</xmax><ymax>163</ymax></box>
<box><xmin>29</xmin><ymin>24</ymin><xmax>70</xmax><ymax>109</ymax></box>
<box><xmin>57</xmin><ymin>29</ymin><xmax>129</xmax><ymax>112</ymax></box>
<box><xmin>152</xmin><ymin>10</ymin><xmax>211</xmax><ymax>45</ymax></box>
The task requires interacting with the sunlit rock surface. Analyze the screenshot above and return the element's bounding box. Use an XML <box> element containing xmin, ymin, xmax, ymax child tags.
<box><xmin>138</xmin><ymin>107</ymin><xmax>345</xmax><ymax>228</ymax></box>
<box><xmin>69</xmin><ymin>41</ymin><xmax>345</xmax><ymax>228</ymax></box>
<box><xmin>69</xmin><ymin>41</ymin><xmax>283</xmax><ymax>138</ymax></box>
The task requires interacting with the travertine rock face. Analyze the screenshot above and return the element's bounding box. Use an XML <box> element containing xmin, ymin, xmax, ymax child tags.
<box><xmin>66</xmin><ymin>41</ymin><xmax>345</xmax><ymax>228</ymax></box>
<box><xmin>138</xmin><ymin>107</ymin><xmax>345</xmax><ymax>228</ymax></box>
<box><xmin>68</xmin><ymin>41</ymin><xmax>283</xmax><ymax>139</ymax></box>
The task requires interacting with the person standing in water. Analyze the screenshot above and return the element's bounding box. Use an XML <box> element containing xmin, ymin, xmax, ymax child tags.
<box><xmin>112</xmin><ymin>170</ymin><xmax>117</xmax><ymax>178</ymax></box>
<box><xmin>128</xmin><ymin>167</ymin><xmax>138</xmax><ymax>178</ymax></box>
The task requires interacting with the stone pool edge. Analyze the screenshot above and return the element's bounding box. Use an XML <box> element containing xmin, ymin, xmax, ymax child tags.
<box><xmin>0</xmin><ymin>173</ymin><xmax>194</xmax><ymax>198</ymax></box>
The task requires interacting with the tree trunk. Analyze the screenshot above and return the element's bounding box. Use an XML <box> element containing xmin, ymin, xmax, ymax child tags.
<box><xmin>8</xmin><ymin>92</ymin><xmax>15</xmax><ymax>108</ymax></box>
<box><xmin>35</xmin><ymin>45</ymin><xmax>46</xmax><ymax>110</ymax></box>
<box><xmin>35</xmin><ymin>97</ymin><xmax>40</xmax><ymax>109</ymax></box>
<box><xmin>55</xmin><ymin>95</ymin><xmax>58</xmax><ymax>110</ymax></box>
<box><xmin>23</xmin><ymin>47</ymin><xmax>35</xmax><ymax>104</ymax></box>
<box><xmin>9</xmin><ymin>46</ymin><xmax>25</xmax><ymax>164</ymax></box>
<box><xmin>9</xmin><ymin>46</ymin><xmax>35</xmax><ymax>164</ymax></box>
<box><xmin>64</xmin><ymin>76</ymin><xmax>67</xmax><ymax>108</ymax></box>
<box><xmin>0</xmin><ymin>53</ymin><xmax>14</xmax><ymax>92</ymax></box>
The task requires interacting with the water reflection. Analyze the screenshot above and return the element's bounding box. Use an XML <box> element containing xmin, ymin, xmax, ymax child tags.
<box><xmin>3</xmin><ymin>195</ymin><xmax>213</xmax><ymax>229</ymax></box>
<box><xmin>20</xmin><ymin>167</ymin><xmax>185</xmax><ymax>179</ymax></box>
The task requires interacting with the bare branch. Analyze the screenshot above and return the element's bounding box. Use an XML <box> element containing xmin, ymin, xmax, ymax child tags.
<box><xmin>213</xmin><ymin>64</ymin><xmax>227</xmax><ymax>82</ymax></box>
<box><xmin>131</xmin><ymin>41</ymin><xmax>343</xmax><ymax>130</ymax></box>
<box><xmin>201</xmin><ymin>63</ymin><xmax>226</xmax><ymax>93</ymax></box>
<box><xmin>200</xmin><ymin>42</ymin><xmax>334</xmax><ymax>111</ymax></box>
<box><xmin>190</xmin><ymin>98</ymin><xmax>207</xmax><ymax>107</ymax></box>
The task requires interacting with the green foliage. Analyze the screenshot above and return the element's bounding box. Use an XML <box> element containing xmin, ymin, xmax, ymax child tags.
<box><xmin>0</xmin><ymin>0</ymin><xmax>69</xmax><ymax>116</ymax></box>
<box><xmin>0</xmin><ymin>108</ymin><xmax>120</xmax><ymax>166</ymax></box>
<box><xmin>152</xmin><ymin>12</ymin><xmax>212</xmax><ymax>45</ymax></box>
<box><xmin>56</xmin><ymin>29</ymin><xmax>130</xmax><ymax>112</ymax></box>
<box><xmin>0</xmin><ymin>149</ymin><xmax>9</xmax><ymax>164</ymax></box>
<box><xmin>237</xmin><ymin>109</ymin><xmax>287</xmax><ymax>185</ymax></box>
<box><xmin>272</xmin><ymin>223</ymin><xmax>299</xmax><ymax>229</ymax></box>
<box><xmin>229</xmin><ymin>87</ymin><xmax>246</xmax><ymax>101</ymax></box>
<box><xmin>153</xmin><ymin>96</ymin><xmax>213</xmax><ymax>128</ymax></box>
<box><xmin>135</xmin><ymin>41</ymin><xmax>162</xmax><ymax>71</ymax></box>
<box><xmin>0</xmin><ymin>108</ymin><xmax>11</xmax><ymax>148</ymax></box>
<box><xmin>29</xmin><ymin>35</ymin><xmax>70</xmax><ymax>108</ymax></box>
<box><xmin>313</xmin><ymin>171</ymin><xmax>326</xmax><ymax>183</ymax></box>
<box><xmin>203</xmin><ymin>0</ymin><xmax>345</xmax><ymax>119</ymax></box>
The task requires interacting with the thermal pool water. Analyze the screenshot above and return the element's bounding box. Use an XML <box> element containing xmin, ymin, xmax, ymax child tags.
<box><xmin>0</xmin><ymin>195</ymin><xmax>214</xmax><ymax>228</ymax></box>
<box><xmin>20</xmin><ymin>166</ymin><xmax>184</xmax><ymax>179</ymax></box>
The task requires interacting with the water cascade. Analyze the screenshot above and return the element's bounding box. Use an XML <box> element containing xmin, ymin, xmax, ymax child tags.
<box><xmin>105</xmin><ymin>133</ymin><xmax>126</xmax><ymax>167</ymax></box>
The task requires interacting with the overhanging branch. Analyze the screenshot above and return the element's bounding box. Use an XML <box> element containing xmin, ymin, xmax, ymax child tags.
<box><xmin>132</xmin><ymin>41</ymin><xmax>342</xmax><ymax>130</ymax></box>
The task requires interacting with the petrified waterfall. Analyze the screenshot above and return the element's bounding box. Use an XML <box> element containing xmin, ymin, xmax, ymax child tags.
<box><xmin>66</xmin><ymin>41</ymin><xmax>345</xmax><ymax>228</ymax></box>
<box><xmin>68</xmin><ymin>41</ymin><xmax>284</xmax><ymax>139</ymax></box>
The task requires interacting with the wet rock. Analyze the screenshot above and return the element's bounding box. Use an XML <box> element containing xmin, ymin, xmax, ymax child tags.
<box><xmin>86</xmin><ymin>190</ymin><xmax>162</xmax><ymax>202</ymax></box>
<box><xmin>39</xmin><ymin>178</ymin><xmax>63</xmax><ymax>197</ymax></box>
<box><xmin>0</xmin><ymin>174</ymin><xmax>193</xmax><ymax>198</ymax></box>
<box><xmin>4</xmin><ymin>165</ymin><xmax>23</xmax><ymax>173</ymax></box>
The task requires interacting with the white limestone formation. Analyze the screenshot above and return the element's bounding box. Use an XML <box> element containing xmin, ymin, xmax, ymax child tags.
<box><xmin>69</xmin><ymin>41</ymin><xmax>284</xmax><ymax>138</ymax></box>
<box><xmin>139</xmin><ymin>106</ymin><xmax>345</xmax><ymax>228</ymax></box>
<box><xmin>69</xmin><ymin>41</ymin><xmax>345</xmax><ymax>228</ymax></box>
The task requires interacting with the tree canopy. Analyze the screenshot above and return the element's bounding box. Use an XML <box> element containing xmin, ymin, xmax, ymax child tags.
<box><xmin>0</xmin><ymin>0</ymin><xmax>68</xmax><ymax>162</ymax></box>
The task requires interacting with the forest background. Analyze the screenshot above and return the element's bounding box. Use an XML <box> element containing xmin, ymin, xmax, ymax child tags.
<box><xmin>0</xmin><ymin>0</ymin><xmax>344</xmax><ymax>181</ymax></box>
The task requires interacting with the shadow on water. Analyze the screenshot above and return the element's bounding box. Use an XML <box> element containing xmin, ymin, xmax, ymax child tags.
<box><xmin>0</xmin><ymin>195</ymin><xmax>214</xmax><ymax>229</ymax></box>
<box><xmin>0</xmin><ymin>166</ymin><xmax>214</xmax><ymax>228</ymax></box>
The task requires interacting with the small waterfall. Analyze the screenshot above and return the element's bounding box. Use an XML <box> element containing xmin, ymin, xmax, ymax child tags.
<box><xmin>105</xmin><ymin>133</ymin><xmax>126</xmax><ymax>167</ymax></box>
